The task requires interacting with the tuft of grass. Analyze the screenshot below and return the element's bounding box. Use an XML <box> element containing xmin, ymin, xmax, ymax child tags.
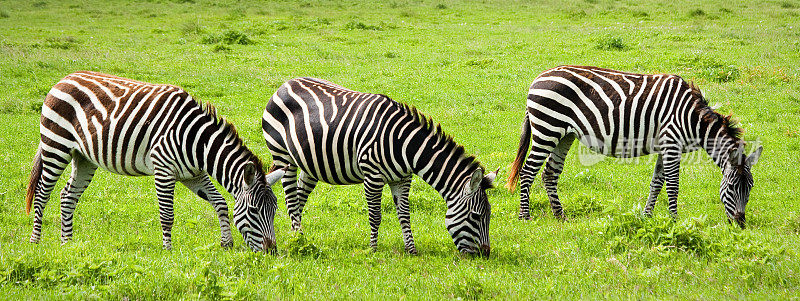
<box><xmin>32</xmin><ymin>1</ymin><xmax>47</xmax><ymax>8</ymax></box>
<box><xmin>602</xmin><ymin>207</ymin><xmax>784</xmax><ymax>261</ymax></box>
<box><xmin>286</xmin><ymin>233</ymin><xmax>326</xmax><ymax>258</ymax></box>
<box><xmin>564</xmin><ymin>195</ymin><xmax>604</xmax><ymax>218</ymax></box>
<box><xmin>42</xmin><ymin>36</ymin><xmax>80</xmax><ymax>50</ymax></box>
<box><xmin>452</xmin><ymin>276</ymin><xmax>489</xmax><ymax>300</ymax></box>
<box><xmin>595</xmin><ymin>35</ymin><xmax>628</xmax><ymax>51</ymax></box>
<box><xmin>212</xmin><ymin>44</ymin><xmax>231</xmax><ymax>52</ymax></box>
<box><xmin>436</xmin><ymin>3</ymin><xmax>448</xmax><ymax>9</ymax></box>
<box><xmin>201</xmin><ymin>30</ymin><xmax>254</xmax><ymax>46</ymax></box>
<box><xmin>344</xmin><ymin>20</ymin><xmax>395</xmax><ymax>31</ymax></box>
<box><xmin>181</xmin><ymin>19</ymin><xmax>205</xmax><ymax>35</ymax></box>
<box><xmin>463</xmin><ymin>58</ymin><xmax>496</xmax><ymax>68</ymax></box>
<box><xmin>631</xmin><ymin>10</ymin><xmax>649</xmax><ymax>18</ymax></box>
<box><xmin>0</xmin><ymin>10</ymin><xmax>9</xmax><ymax>18</ymax></box>
<box><xmin>688</xmin><ymin>8</ymin><xmax>706</xmax><ymax>17</ymax></box>
<box><xmin>780</xmin><ymin>1</ymin><xmax>798</xmax><ymax>9</ymax></box>
<box><xmin>684</xmin><ymin>55</ymin><xmax>740</xmax><ymax>82</ymax></box>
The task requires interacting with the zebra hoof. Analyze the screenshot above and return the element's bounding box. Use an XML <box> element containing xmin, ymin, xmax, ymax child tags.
<box><xmin>220</xmin><ymin>240</ymin><xmax>234</xmax><ymax>249</ymax></box>
<box><xmin>29</xmin><ymin>237</ymin><xmax>40</xmax><ymax>244</ymax></box>
<box><xmin>518</xmin><ymin>213</ymin><xmax>531</xmax><ymax>221</ymax></box>
<box><xmin>406</xmin><ymin>247</ymin><xmax>418</xmax><ymax>255</ymax></box>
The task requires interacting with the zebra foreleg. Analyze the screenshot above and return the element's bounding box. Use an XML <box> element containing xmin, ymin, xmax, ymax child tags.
<box><xmin>154</xmin><ymin>169</ymin><xmax>177</xmax><ymax>250</ymax></box>
<box><xmin>662</xmin><ymin>149</ymin><xmax>682</xmax><ymax>219</ymax></box>
<box><xmin>59</xmin><ymin>154</ymin><xmax>97</xmax><ymax>244</ymax></box>
<box><xmin>282</xmin><ymin>166</ymin><xmax>317</xmax><ymax>232</ymax></box>
<box><xmin>30</xmin><ymin>150</ymin><xmax>72</xmax><ymax>244</ymax></box>
<box><xmin>542</xmin><ymin>135</ymin><xmax>574</xmax><ymax>220</ymax></box>
<box><xmin>181</xmin><ymin>174</ymin><xmax>233</xmax><ymax>248</ymax></box>
<box><xmin>389</xmin><ymin>178</ymin><xmax>416</xmax><ymax>255</ymax></box>
<box><xmin>643</xmin><ymin>155</ymin><xmax>665</xmax><ymax>216</ymax></box>
<box><xmin>363</xmin><ymin>174</ymin><xmax>385</xmax><ymax>250</ymax></box>
<box><xmin>518</xmin><ymin>141</ymin><xmax>555</xmax><ymax>220</ymax></box>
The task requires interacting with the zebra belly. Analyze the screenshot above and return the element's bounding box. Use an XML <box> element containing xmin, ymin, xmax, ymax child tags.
<box><xmin>575</xmin><ymin>133</ymin><xmax>657</xmax><ymax>158</ymax></box>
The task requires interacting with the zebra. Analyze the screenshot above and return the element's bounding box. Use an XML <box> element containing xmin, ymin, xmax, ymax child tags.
<box><xmin>261</xmin><ymin>77</ymin><xmax>496</xmax><ymax>256</ymax></box>
<box><xmin>25</xmin><ymin>71</ymin><xmax>285</xmax><ymax>251</ymax></box>
<box><xmin>506</xmin><ymin>65</ymin><xmax>762</xmax><ymax>228</ymax></box>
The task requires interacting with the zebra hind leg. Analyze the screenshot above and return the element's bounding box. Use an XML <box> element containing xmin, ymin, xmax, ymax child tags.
<box><xmin>181</xmin><ymin>174</ymin><xmax>234</xmax><ymax>248</ymax></box>
<box><xmin>389</xmin><ymin>178</ymin><xmax>416</xmax><ymax>255</ymax></box>
<box><xmin>363</xmin><ymin>174</ymin><xmax>385</xmax><ymax>251</ymax></box>
<box><xmin>518</xmin><ymin>140</ymin><xmax>556</xmax><ymax>220</ymax></box>
<box><xmin>643</xmin><ymin>155</ymin><xmax>664</xmax><ymax>216</ymax></box>
<box><xmin>59</xmin><ymin>153</ymin><xmax>97</xmax><ymax>244</ymax></box>
<box><xmin>542</xmin><ymin>135</ymin><xmax>575</xmax><ymax>220</ymax></box>
<box><xmin>30</xmin><ymin>149</ymin><xmax>73</xmax><ymax>244</ymax></box>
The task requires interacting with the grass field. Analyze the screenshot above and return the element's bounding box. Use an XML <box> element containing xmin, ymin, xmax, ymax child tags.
<box><xmin>1</xmin><ymin>0</ymin><xmax>799</xmax><ymax>299</ymax></box>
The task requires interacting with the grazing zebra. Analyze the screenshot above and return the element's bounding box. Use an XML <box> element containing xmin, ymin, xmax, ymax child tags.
<box><xmin>262</xmin><ymin>77</ymin><xmax>496</xmax><ymax>256</ymax></box>
<box><xmin>506</xmin><ymin>66</ymin><xmax>762</xmax><ymax>228</ymax></box>
<box><xmin>25</xmin><ymin>71</ymin><xmax>285</xmax><ymax>251</ymax></box>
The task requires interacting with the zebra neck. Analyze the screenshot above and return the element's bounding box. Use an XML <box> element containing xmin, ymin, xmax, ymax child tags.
<box><xmin>409</xmin><ymin>132</ymin><xmax>477</xmax><ymax>202</ymax></box>
<box><xmin>703</xmin><ymin>131</ymin><xmax>740</xmax><ymax>170</ymax></box>
<box><xmin>196</xmin><ymin>121</ymin><xmax>250</xmax><ymax>196</ymax></box>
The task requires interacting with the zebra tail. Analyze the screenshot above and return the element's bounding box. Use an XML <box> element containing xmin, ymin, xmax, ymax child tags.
<box><xmin>505</xmin><ymin>115</ymin><xmax>531</xmax><ymax>191</ymax></box>
<box><xmin>25</xmin><ymin>147</ymin><xmax>43</xmax><ymax>214</ymax></box>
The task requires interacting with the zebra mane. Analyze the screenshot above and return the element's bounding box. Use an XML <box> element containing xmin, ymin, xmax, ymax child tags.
<box><xmin>688</xmin><ymin>81</ymin><xmax>744</xmax><ymax>139</ymax></box>
<box><xmin>200</xmin><ymin>101</ymin><xmax>266</xmax><ymax>173</ymax></box>
<box><xmin>398</xmin><ymin>102</ymin><xmax>483</xmax><ymax>172</ymax></box>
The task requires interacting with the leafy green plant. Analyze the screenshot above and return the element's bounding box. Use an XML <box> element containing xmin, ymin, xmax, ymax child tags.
<box><xmin>684</xmin><ymin>55</ymin><xmax>740</xmax><ymax>82</ymax></box>
<box><xmin>286</xmin><ymin>233</ymin><xmax>326</xmax><ymax>258</ymax></box>
<box><xmin>43</xmin><ymin>36</ymin><xmax>80</xmax><ymax>50</ymax></box>
<box><xmin>201</xmin><ymin>30</ymin><xmax>254</xmax><ymax>45</ymax></box>
<box><xmin>595</xmin><ymin>35</ymin><xmax>628</xmax><ymax>51</ymax></box>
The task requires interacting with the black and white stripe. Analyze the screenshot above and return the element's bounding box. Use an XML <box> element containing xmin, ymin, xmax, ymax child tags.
<box><xmin>262</xmin><ymin>77</ymin><xmax>496</xmax><ymax>256</ymax></box>
<box><xmin>506</xmin><ymin>66</ymin><xmax>762</xmax><ymax>227</ymax></box>
<box><xmin>25</xmin><ymin>71</ymin><xmax>285</xmax><ymax>250</ymax></box>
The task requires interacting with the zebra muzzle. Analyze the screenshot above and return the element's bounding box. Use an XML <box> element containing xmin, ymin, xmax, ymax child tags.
<box><xmin>479</xmin><ymin>244</ymin><xmax>491</xmax><ymax>258</ymax></box>
<box><xmin>263</xmin><ymin>239</ymin><xmax>277</xmax><ymax>253</ymax></box>
<box><xmin>733</xmin><ymin>212</ymin><xmax>746</xmax><ymax>229</ymax></box>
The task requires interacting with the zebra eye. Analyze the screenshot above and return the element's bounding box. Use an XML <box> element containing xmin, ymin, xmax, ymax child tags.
<box><xmin>470</xmin><ymin>211</ymin><xmax>482</xmax><ymax>220</ymax></box>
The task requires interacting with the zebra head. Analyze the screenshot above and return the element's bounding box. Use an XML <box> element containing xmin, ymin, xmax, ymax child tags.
<box><xmin>446</xmin><ymin>168</ymin><xmax>497</xmax><ymax>257</ymax></box>
<box><xmin>232</xmin><ymin>163</ymin><xmax>285</xmax><ymax>252</ymax></box>
<box><xmin>721</xmin><ymin>145</ymin><xmax>762</xmax><ymax>229</ymax></box>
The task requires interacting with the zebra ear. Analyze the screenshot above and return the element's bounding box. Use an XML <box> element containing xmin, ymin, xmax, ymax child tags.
<box><xmin>482</xmin><ymin>167</ymin><xmax>499</xmax><ymax>189</ymax></box>
<box><xmin>727</xmin><ymin>146</ymin><xmax>745</xmax><ymax>166</ymax></box>
<box><xmin>467</xmin><ymin>168</ymin><xmax>484</xmax><ymax>194</ymax></box>
<box><xmin>746</xmin><ymin>145</ymin><xmax>763</xmax><ymax>166</ymax></box>
<box><xmin>265</xmin><ymin>168</ymin><xmax>285</xmax><ymax>186</ymax></box>
<box><xmin>242</xmin><ymin>163</ymin><xmax>257</xmax><ymax>187</ymax></box>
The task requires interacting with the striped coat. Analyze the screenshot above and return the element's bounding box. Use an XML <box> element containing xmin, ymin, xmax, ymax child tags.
<box><xmin>26</xmin><ymin>71</ymin><xmax>284</xmax><ymax>250</ymax></box>
<box><xmin>506</xmin><ymin>66</ymin><xmax>761</xmax><ymax>227</ymax></box>
<box><xmin>262</xmin><ymin>77</ymin><xmax>495</xmax><ymax>255</ymax></box>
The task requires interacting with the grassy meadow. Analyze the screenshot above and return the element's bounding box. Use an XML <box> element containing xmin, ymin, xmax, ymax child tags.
<box><xmin>1</xmin><ymin>0</ymin><xmax>800</xmax><ymax>299</ymax></box>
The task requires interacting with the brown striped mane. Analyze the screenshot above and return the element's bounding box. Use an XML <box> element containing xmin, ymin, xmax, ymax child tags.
<box><xmin>200</xmin><ymin>101</ymin><xmax>265</xmax><ymax>172</ymax></box>
<box><xmin>398</xmin><ymin>102</ymin><xmax>483</xmax><ymax>172</ymax></box>
<box><xmin>688</xmin><ymin>81</ymin><xmax>743</xmax><ymax>139</ymax></box>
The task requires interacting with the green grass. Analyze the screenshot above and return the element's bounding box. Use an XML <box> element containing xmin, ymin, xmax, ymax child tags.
<box><xmin>1</xmin><ymin>0</ymin><xmax>799</xmax><ymax>298</ymax></box>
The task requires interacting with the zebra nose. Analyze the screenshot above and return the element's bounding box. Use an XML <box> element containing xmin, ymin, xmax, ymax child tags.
<box><xmin>733</xmin><ymin>212</ymin><xmax>746</xmax><ymax>229</ymax></box>
<box><xmin>479</xmin><ymin>244</ymin><xmax>491</xmax><ymax>258</ymax></box>
<box><xmin>263</xmin><ymin>239</ymin><xmax>277</xmax><ymax>253</ymax></box>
